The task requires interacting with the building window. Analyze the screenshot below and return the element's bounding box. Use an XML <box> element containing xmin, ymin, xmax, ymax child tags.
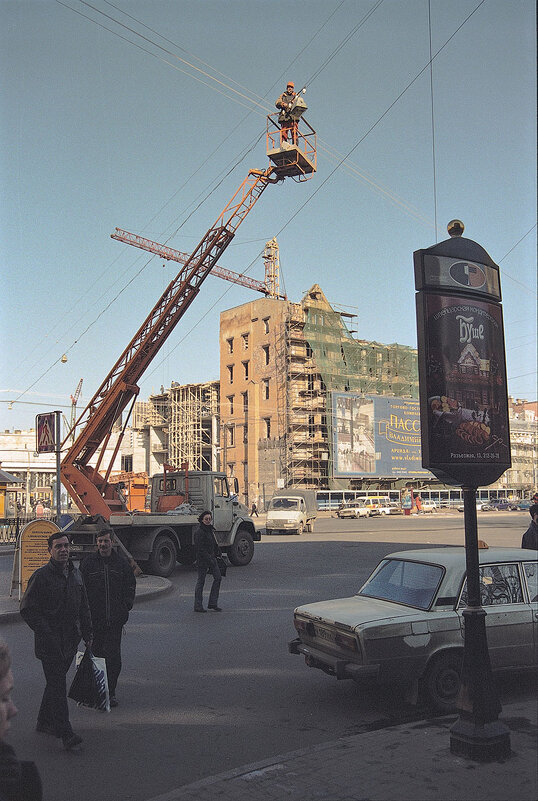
<box><xmin>242</xmin><ymin>392</ymin><xmax>248</xmax><ymax>413</ymax></box>
<box><xmin>227</xmin><ymin>365</ymin><xmax>234</xmax><ymax>384</ymax></box>
<box><xmin>227</xmin><ymin>337</ymin><xmax>234</xmax><ymax>354</ymax></box>
<box><xmin>227</xmin><ymin>395</ymin><xmax>234</xmax><ymax>414</ymax></box>
<box><xmin>121</xmin><ymin>455</ymin><xmax>133</xmax><ymax>472</ymax></box>
<box><xmin>262</xmin><ymin>344</ymin><xmax>270</xmax><ymax>365</ymax></box>
<box><xmin>243</xmin><ymin>424</ymin><xmax>248</xmax><ymax>444</ymax></box>
<box><xmin>242</xmin><ymin>360</ymin><xmax>249</xmax><ymax>380</ymax></box>
<box><xmin>264</xmin><ymin>417</ymin><xmax>271</xmax><ymax>438</ymax></box>
<box><xmin>263</xmin><ymin>317</ymin><xmax>270</xmax><ymax>334</ymax></box>
<box><xmin>227</xmin><ymin>425</ymin><xmax>235</xmax><ymax>446</ymax></box>
<box><xmin>263</xmin><ymin>378</ymin><xmax>270</xmax><ymax>400</ymax></box>
<box><xmin>306</xmin><ymin>342</ymin><xmax>313</xmax><ymax>358</ymax></box>
<box><xmin>227</xmin><ymin>463</ymin><xmax>235</xmax><ymax>477</ymax></box>
<box><xmin>241</xmin><ymin>333</ymin><xmax>249</xmax><ymax>350</ymax></box>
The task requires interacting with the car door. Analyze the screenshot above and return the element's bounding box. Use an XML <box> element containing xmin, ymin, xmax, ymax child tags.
<box><xmin>212</xmin><ymin>476</ymin><xmax>234</xmax><ymax>539</ymax></box>
<box><xmin>458</xmin><ymin>562</ymin><xmax>534</xmax><ymax>668</ymax></box>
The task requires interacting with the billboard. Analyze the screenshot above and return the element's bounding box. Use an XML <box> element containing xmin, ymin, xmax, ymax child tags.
<box><xmin>332</xmin><ymin>393</ymin><xmax>431</xmax><ymax>478</ymax></box>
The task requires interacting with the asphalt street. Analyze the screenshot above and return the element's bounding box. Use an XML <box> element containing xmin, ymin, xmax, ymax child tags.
<box><xmin>0</xmin><ymin>511</ymin><xmax>533</xmax><ymax>801</ymax></box>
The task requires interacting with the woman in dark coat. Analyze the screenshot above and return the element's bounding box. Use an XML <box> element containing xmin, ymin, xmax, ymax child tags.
<box><xmin>193</xmin><ymin>511</ymin><xmax>222</xmax><ymax>612</ymax></box>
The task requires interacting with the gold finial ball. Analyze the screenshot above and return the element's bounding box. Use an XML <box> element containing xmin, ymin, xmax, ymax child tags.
<box><xmin>447</xmin><ymin>219</ymin><xmax>464</xmax><ymax>237</ymax></box>
<box><xmin>61</xmin><ymin>354</ymin><xmax>68</xmax><ymax>364</ymax></box>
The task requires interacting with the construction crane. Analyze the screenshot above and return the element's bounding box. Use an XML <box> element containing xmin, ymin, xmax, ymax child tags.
<box><xmin>70</xmin><ymin>379</ymin><xmax>83</xmax><ymax>430</ymax></box>
<box><xmin>111</xmin><ymin>228</ymin><xmax>287</xmax><ymax>300</ymax></box>
<box><xmin>61</xmin><ymin>114</ymin><xmax>316</xmax><ymax>519</ymax></box>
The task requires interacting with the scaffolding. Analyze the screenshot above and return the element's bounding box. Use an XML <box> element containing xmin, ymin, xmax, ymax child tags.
<box><xmin>276</xmin><ymin>285</ymin><xmax>419</xmax><ymax>490</ymax></box>
<box><xmin>168</xmin><ymin>381</ymin><xmax>220</xmax><ymax>471</ymax></box>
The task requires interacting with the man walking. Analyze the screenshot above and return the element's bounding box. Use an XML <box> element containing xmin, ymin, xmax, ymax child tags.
<box><xmin>80</xmin><ymin>530</ymin><xmax>136</xmax><ymax>707</ymax></box>
<box><xmin>20</xmin><ymin>532</ymin><xmax>92</xmax><ymax>750</ymax></box>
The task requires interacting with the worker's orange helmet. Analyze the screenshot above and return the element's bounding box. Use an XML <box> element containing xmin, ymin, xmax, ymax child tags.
<box><xmin>287</xmin><ymin>81</ymin><xmax>294</xmax><ymax>88</ymax></box>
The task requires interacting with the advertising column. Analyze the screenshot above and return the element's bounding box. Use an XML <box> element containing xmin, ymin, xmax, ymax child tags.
<box><xmin>414</xmin><ymin>220</ymin><xmax>511</xmax><ymax>761</ymax></box>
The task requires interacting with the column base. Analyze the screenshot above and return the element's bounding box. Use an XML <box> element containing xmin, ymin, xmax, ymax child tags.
<box><xmin>450</xmin><ymin>717</ymin><xmax>511</xmax><ymax>761</ymax></box>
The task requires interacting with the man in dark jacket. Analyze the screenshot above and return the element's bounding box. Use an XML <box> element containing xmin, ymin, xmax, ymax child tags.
<box><xmin>193</xmin><ymin>511</ymin><xmax>222</xmax><ymax>612</ymax></box>
<box><xmin>20</xmin><ymin>532</ymin><xmax>92</xmax><ymax>751</ymax></box>
<box><xmin>275</xmin><ymin>81</ymin><xmax>298</xmax><ymax>145</ymax></box>
<box><xmin>80</xmin><ymin>530</ymin><xmax>136</xmax><ymax>707</ymax></box>
<box><xmin>521</xmin><ymin>504</ymin><xmax>538</xmax><ymax>550</ymax></box>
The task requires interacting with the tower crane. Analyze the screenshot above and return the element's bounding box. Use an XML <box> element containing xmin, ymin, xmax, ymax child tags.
<box><xmin>61</xmin><ymin>114</ymin><xmax>316</xmax><ymax>519</ymax></box>
<box><xmin>70</xmin><ymin>379</ymin><xmax>83</xmax><ymax>430</ymax></box>
<box><xmin>111</xmin><ymin>228</ymin><xmax>287</xmax><ymax>300</ymax></box>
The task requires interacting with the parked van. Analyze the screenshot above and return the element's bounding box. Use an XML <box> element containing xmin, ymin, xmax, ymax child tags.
<box><xmin>363</xmin><ymin>496</ymin><xmax>391</xmax><ymax>516</ymax></box>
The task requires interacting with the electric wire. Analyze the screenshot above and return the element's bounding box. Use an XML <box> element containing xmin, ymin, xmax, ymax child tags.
<box><xmin>12</xmin><ymin>0</ymin><xmax>535</xmax><ymax>409</ymax></box>
<box><xmin>428</xmin><ymin>0</ymin><xmax>439</xmax><ymax>239</ymax></box>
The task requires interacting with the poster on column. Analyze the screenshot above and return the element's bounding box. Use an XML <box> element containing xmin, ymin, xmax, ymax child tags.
<box><xmin>418</xmin><ymin>294</ymin><xmax>510</xmax><ymax>471</ymax></box>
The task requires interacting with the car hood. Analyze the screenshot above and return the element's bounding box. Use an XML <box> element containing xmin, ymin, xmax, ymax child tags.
<box><xmin>295</xmin><ymin>595</ymin><xmax>425</xmax><ymax>629</ymax></box>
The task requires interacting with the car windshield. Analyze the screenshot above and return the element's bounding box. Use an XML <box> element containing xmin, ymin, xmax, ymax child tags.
<box><xmin>269</xmin><ymin>498</ymin><xmax>299</xmax><ymax>510</ymax></box>
<box><xmin>359</xmin><ymin>558</ymin><xmax>444</xmax><ymax>610</ymax></box>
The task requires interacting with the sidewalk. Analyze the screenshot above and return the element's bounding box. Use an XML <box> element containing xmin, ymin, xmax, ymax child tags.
<box><xmin>146</xmin><ymin>699</ymin><xmax>537</xmax><ymax>801</ymax></box>
<box><xmin>0</xmin><ymin>545</ymin><xmax>173</xmax><ymax>623</ymax></box>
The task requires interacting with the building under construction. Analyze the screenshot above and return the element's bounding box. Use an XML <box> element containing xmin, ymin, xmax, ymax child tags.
<box><xmin>219</xmin><ymin>279</ymin><xmax>419</xmax><ymax>507</ymax></box>
<box><xmin>132</xmin><ymin>381</ymin><xmax>220</xmax><ymax>474</ymax></box>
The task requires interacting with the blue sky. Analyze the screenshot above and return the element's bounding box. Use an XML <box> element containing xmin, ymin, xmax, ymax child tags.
<box><xmin>1</xmin><ymin>0</ymin><xmax>536</xmax><ymax>433</ymax></box>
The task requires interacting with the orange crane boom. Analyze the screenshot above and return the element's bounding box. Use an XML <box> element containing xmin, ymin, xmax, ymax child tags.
<box><xmin>61</xmin><ymin>115</ymin><xmax>316</xmax><ymax>519</ymax></box>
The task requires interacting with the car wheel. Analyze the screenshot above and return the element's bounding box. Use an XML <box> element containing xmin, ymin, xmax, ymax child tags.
<box><xmin>294</xmin><ymin>523</ymin><xmax>304</xmax><ymax>536</ymax></box>
<box><xmin>423</xmin><ymin>651</ymin><xmax>463</xmax><ymax>712</ymax></box>
<box><xmin>227</xmin><ymin>528</ymin><xmax>254</xmax><ymax>565</ymax></box>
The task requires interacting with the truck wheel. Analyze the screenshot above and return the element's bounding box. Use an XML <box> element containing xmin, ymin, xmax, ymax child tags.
<box><xmin>422</xmin><ymin>651</ymin><xmax>462</xmax><ymax>712</ymax></box>
<box><xmin>306</xmin><ymin>520</ymin><xmax>314</xmax><ymax>533</ymax></box>
<box><xmin>148</xmin><ymin>535</ymin><xmax>177</xmax><ymax>577</ymax></box>
<box><xmin>227</xmin><ymin>528</ymin><xmax>254</xmax><ymax>566</ymax></box>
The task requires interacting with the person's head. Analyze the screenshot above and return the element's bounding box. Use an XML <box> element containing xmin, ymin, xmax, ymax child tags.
<box><xmin>0</xmin><ymin>640</ymin><xmax>17</xmax><ymax>741</ymax></box>
<box><xmin>529</xmin><ymin>504</ymin><xmax>538</xmax><ymax>522</ymax></box>
<box><xmin>286</xmin><ymin>81</ymin><xmax>294</xmax><ymax>93</ymax></box>
<box><xmin>96</xmin><ymin>530</ymin><xmax>114</xmax><ymax>558</ymax></box>
<box><xmin>198</xmin><ymin>511</ymin><xmax>212</xmax><ymax>526</ymax></box>
<box><xmin>532</xmin><ymin>493</ymin><xmax>538</xmax><ymax>504</ymax></box>
<box><xmin>47</xmin><ymin>531</ymin><xmax>70</xmax><ymax>564</ymax></box>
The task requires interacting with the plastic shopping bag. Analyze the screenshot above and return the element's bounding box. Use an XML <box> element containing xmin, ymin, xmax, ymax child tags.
<box><xmin>68</xmin><ymin>647</ymin><xmax>110</xmax><ymax>712</ymax></box>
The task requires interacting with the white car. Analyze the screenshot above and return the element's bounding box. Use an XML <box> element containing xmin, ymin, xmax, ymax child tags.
<box><xmin>457</xmin><ymin>501</ymin><xmax>493</xmax><ymax>512</ymax></box>
<box><xmin>289</xmin><ymin>546</ymin><xmax>538</xmax><ymax>711</ymax></box>
<box><xmin>337</xmin><ymin>501</ymin><xmax>370</xmax><ymax>519</ymax></box>
<box><xmin>376</xmin><ymin>502</ymin><xmax>403</xmax><ymax>516</ymax></box>
<box><xmin>420</xmin><ymin>501</ymin><xmax>437</xmax><ymax>513</ymax></box>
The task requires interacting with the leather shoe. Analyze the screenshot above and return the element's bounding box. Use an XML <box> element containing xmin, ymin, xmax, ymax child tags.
<box><xmin>194</xmin><ymin>607</ymin><xmax>207</xmax><ymax>613</ymax></box>
<box><xmin>62</xmin><ymin>732</ymin><xmax>83</xmax><ymax>750</ymax></box>
<box><xmin>109</xmin><ymin>696</ymin><xmax>118</xmax><ymax>708</ymax></box>
<box><xmin>208</xmin><ymin>605</ymin><xmax>222</xmax><ymax>611</ymax></box>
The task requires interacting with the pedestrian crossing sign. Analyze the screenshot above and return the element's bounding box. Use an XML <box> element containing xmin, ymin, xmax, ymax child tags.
<box><xmin>36</xmin><ymin>412</ymin><xmax>56</xmax><ymax>453</ymax></box>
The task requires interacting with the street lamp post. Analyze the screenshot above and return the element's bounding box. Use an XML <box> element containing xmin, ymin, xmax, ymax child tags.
<box><xmin>449</xmin><ymin>485</ymin><xmax>510</xmax><ymax>759</ymax></box>
<box><xmin>414</xmin><ymin>221</ymin><xmax>512</xmax><ymax>761</ymax></box>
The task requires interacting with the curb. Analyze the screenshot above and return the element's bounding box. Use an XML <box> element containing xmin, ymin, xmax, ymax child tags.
<box><xmin>0</xmin><ymin>575</ymin><xmax>173</xmax><ymax>624</ymax></box>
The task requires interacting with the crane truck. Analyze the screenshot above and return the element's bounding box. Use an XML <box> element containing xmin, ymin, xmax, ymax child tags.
<box><xmin>61</xmin><ymin>112</ymin><xmax>316</xmax><ymax>577</ymax></box>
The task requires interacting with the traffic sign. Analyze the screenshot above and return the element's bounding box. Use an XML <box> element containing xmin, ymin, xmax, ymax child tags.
<box><xmin>36</xmin><ymin>412</ymin><xmax>56</xmax><ymax>453</ymax></box>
